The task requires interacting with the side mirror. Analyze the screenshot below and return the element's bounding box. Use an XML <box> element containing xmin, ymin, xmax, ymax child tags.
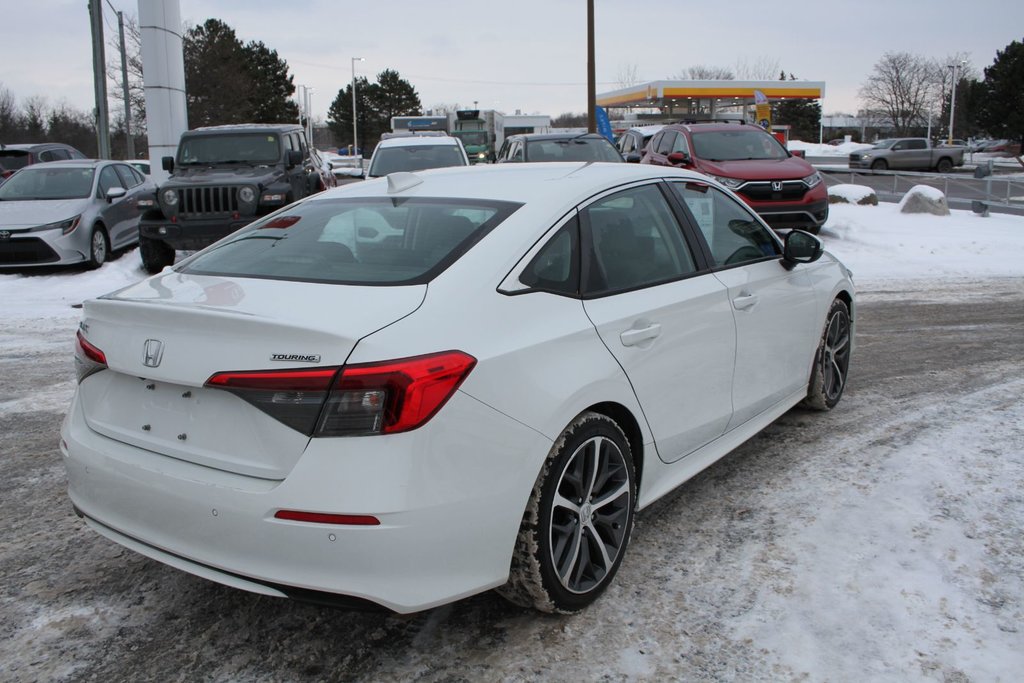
<box><xmin>790</xmin><ymin>149</ymin><xmax>806</xmax><ymax>158</ymax></box>
<box><xmin>666</xmin><ymin>152</ymin><xmax>691</xmax><ymax>166</ymax></box>
<box><xmin>782</xmin><ymin>230</ymin><xmax>823</xmax><ymax>269</ymax></box>
<box><xmin>286</xmin><ymin>150</ymin><xmax>303</xmax><ymax>168</ymax></box>
<box><xmin>161</xmin><ymin>156</ymin><xmax>174</xmax><ymax>172</ymax></box>
<box><xmin>105</xmin><ymin>186</ymin><xmax>127</xmax><ymax>202</ymax></box>
<box><xmin>626</xmin><ymin>152</ymin><xmax>642</xmax><ymax>164</ymax></box>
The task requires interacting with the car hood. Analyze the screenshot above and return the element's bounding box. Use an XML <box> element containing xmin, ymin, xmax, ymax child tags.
<box><xmin>0</xmin><ymin>198</ymin><xmax>91</xmax><ymax>228</ymax></box>
<box><xmin>166</xmin><ymin>166</ymin><xmax>285</xmax><ymax>185</ymax></box>
<box><xmin>697</xmin><ymin>156</ymin><xmax>814</xmax><ymax>181</ymax></box>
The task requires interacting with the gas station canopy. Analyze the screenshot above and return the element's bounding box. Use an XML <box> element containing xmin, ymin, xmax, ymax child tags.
<box><xmin>597</xmin><ymin>80</ymin><xmax>825</xmax><ymax>116</ymax></box>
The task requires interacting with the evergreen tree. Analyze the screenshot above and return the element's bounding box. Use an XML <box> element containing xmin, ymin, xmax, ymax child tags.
<box><xmin>327</xmin><ymin>70</ymin><xmax>421</xmax><ymax>156</ymax></box>
<box><xmin>774</xmin><ymin>71</ymin><xmax>821</xmax><ymax>141</ymax></box>
<box><xmin>327</xmin><ymin>77</ymin><xmax>373</xmax><ymax>153</ymax></box>
<box><xmin>183</xmin><ymin>19</ymin><xmax>252</xmax><ymax>126</ymax></box>
<box><xmin>978</xmin><ymin>39</ymin><xmax>1024</xmax><ymax>151</ymax></box>
<box><xmin>242</xmin><ymin>40</ymin><xmax>299</xmax><ymax>123</ymax></box>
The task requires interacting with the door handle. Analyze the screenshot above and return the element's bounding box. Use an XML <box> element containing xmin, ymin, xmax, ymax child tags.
<box><xmin>733</xmin><ymin>293</ymin><xmax>759</xmax><ymax>310</ymax></box>
<box><xmin>620</xmin><ymin>323</ymin><xmax>661</xmax><ymax>347</ymax></box>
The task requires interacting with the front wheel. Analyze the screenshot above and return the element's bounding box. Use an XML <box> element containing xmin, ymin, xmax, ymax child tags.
<box><xmin>870</xmin><ymin>159</ymin><xmax>888</xmax><ymax>171</ymax></box>
<box><xmin>498</xmin><ymin>411</ymin><xmax>636</xmax><ymax>613</ymax></box>
<box><xmin>86</xmin><ymin>226</ymin><xmax>109</xmax><ymax>269</ymax></box>
<box><xmin>139</xmin><ymin>235</ymin><xmax>176</xmax><ymax>274</ymax></box>
<box><xmin>803</xmin><ymin>299</ymin><xmax>852</xmax><ymax>410</ymax></box>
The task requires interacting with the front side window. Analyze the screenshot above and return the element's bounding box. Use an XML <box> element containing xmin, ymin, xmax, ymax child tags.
<box><xmin>582</xmin><ymin>184</ymin><xmax>697</xmax><ymax>296</ymax></box>
<box><xmin>97</xmin><ymin>165</ymin><xmax>124</xmax><ymax>197</ymax></box>
<box><xmin>670</xmin><ymin>182</ymin><xmax>781</xmax><ymax>267</ymax></box>
<box><xmin>180</xmin><ymin>197</ymin><xmax>522</xmax><ymax>285</ymax></box>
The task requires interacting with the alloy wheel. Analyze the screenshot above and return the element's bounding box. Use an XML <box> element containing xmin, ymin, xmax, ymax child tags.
<box><xmin>821</xmin><ymin>308</ymin><xmax>851</xmax><ymax>403</ymax></box>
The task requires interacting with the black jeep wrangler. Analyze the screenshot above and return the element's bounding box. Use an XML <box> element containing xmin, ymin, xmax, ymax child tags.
<box><xmin>138</xmin><ymin>123</ymin><xmax>327</xmax><ymax>273</ymax></box>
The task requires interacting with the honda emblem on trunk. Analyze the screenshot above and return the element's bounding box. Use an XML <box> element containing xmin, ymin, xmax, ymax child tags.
<box><xmin>0</xmin><ymin>230</ymin><xmax>11</xmax><ymax>240</ymax></box>
<box><xmin>772</xmin><ymin>181</ymin><xmax>783</xmax><ymax>192</ymax></box>
<box><xmin>143</xmin><ymin>339</ymin><xmax>164</xmax><ymax>368</ymax></box>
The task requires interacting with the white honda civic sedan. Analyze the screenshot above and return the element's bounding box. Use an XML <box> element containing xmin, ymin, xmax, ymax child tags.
<box><xmin>62</xmin><ymin>162</ymin><xmax>854</xmax><ymax>614</ymax></box>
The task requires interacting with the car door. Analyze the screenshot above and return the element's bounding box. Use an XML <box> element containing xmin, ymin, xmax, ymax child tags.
<box><xmin>669</xmin><ymin>180</ymin><xmax>821</xmax><ymax>429</ymax></box>
<box><xmin>112</xmin><ymin>164</ymin><xmax>146</xmax><ymax>247</ymax></box>
<box><xmin>580</xmin><ymin>182</ymin><xmax>736</xmax><ymax>462</ymax></box>
<box><xmin>95</xmin><ymin>164</ymin><xmax>135</xmax><ymax>245</ymax></box>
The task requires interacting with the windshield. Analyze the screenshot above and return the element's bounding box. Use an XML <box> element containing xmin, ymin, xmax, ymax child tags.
<box><xmin>690</xmin><ymin>130</ymin><xmax>789</xmax><ymax>161</ymax></box>
<box><xmin>368</xmin><ymin>145</ymin><xmax>467</xmax><ymax>177</ymax></box>
<box><xmin>177</xmin><ymin>133</ymin><xmax>281</xmax><ymax>165</ymax></box>
<box><xmin>180</xmin><ymin>197</ymin><xmax>522</xmax><ymax>285</ymax></box>
<box><xmin>526</xmin><ymin>138</ymin><xmax>622</xmax><ymax>162</ymax></box>
<box><xmin>455</xmin><ymin>131</ymin><xmax>488</xmax><ymax>147</ymax></box>
<box><xmin>0</xmin><ymin>166</ymin><xmax>94</xmax><ymax>200</ymax></box>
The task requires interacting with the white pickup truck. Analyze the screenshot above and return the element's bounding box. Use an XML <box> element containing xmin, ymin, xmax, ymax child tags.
<box><xmin>849</xmin><ymin>138</ymin><xmax>966</xmax><ymax>173</ymax></box>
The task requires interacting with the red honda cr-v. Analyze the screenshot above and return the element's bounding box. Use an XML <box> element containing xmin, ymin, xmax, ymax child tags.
<box><xmin>641</xmin><ymin>122</ymin><xmax>828</xmax><ymax>233</ymax></box>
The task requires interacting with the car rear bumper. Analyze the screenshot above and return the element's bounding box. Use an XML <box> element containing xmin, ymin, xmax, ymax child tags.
<box><xmin>139</xmin><ymin>216</ymin><xmax>255</xmax><ymax>250</ymax></box>
<box><xmin>61</xmin><ymin>388</ymin><xmax>550</xmax><ymax>613</ymax></box>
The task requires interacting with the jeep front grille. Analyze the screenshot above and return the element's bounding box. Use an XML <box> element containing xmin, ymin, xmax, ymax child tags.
<box><xmin>179</xmin><ymin>186</ymin><xmax>240</xmax><ymax>216</ymax></box>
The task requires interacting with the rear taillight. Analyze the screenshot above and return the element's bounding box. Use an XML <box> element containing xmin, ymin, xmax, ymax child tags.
<box><xmin>204</xmin><ymin>351</ymin><xmax>476</xmax><ymax>437</ymax></box>
<box><xmin>74</xmin><ymin>330</ymin><xmax>107</xmax><ymax>383</ymax></box>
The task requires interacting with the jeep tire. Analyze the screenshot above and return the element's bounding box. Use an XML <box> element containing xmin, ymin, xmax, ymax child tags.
<box><xmin>140</xmin><ymin>235</ymin><xmax>176</xmax><ymax>274</ymax></box>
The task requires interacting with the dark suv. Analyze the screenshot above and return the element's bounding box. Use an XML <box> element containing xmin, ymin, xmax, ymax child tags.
<box><xmin>137</xmin><ymin>123</ymin><xmax>327</xmax><ymax>273</ymax></box>
<box><xmin>496</xmin><ymin>133</ymin><xmax>624</xmax><ymax>163</ymax></box>
<box><xmin>641</xmin><ymin>122</ymin><xmax>828</xmax><ymax>233</ymax></box>
<box><xmin>0</xmin><ymin>143</ymin><xmax>86</xmax><ymax>181</ymax></box>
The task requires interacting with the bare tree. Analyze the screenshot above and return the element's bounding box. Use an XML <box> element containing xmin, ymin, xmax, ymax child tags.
<box><xmin>859</xmin><ymin>52</ymin><xmax>935</xmax><ymax>136</ymax></box>
<box><xmin>616</xmin><ymin>63</ymin><xmax>642</xmax><ymax>89</ymax></box>
<box><xmin>734</xmin><ymin>56</ymin><xmax>781</xmax><ymax>80</ymax></box>
<box><xmin>673</xmin><ymin>65</ymin><xmax>734</xmax><ymax>80</ymax></box>
<box><xmin>105</xmin><ymin>14</ymin><xmax>146</xmax><ymax>132</ymax></box>
<box><xmin>0</xmin><ymin>84</ymin><xmax>17</xmax><ymax>139</ymax></box>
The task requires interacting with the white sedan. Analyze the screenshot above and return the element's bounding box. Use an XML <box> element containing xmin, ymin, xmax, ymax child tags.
<box><xmin>62</xmin><ymin>162</ymin><xmax>854</xmax><ymax>614</ymax></box>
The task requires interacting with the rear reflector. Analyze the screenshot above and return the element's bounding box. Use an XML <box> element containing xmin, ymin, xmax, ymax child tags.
<box><xmin>274</xmin><ymin>510</ymin><xmax>380</xmax><ymax>525</ymax></box>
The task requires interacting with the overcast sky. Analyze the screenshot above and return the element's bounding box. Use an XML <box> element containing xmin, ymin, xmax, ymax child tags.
<box><xmin>4</xmin><ymin>0</ymin><xmax>1022</xmax><ymax>123</ymax></box>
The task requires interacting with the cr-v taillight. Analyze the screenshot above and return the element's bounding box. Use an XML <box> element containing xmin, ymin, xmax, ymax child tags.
<box><xmin>204</xmin><ymin>351</ymin><xmax>476</xmax><ymax>437</ymax></box>
<box><xmin>75</xmin><ymin>330</ymin><xmax>107</xmax><ymax>383</ymax></box>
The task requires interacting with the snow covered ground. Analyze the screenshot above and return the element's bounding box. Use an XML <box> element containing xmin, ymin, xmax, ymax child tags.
<box><xmin>1</xmin><ymin>193</ymin><xmax>1022</xmax><ymax>681</ymax></box>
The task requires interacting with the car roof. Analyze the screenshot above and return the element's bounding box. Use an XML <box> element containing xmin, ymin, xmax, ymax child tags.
<box><xmin>624</xmin><ymin>124</ymin><xmax>665</xmax><ymax>136</ymax></box>
<box><xmin>21</xmin><ymin>159</ymin><xmax>116</xmax><ymax>169</ymax></box>
<box><xmin>665</xmin><ymin>121</ymin><xmax>759</xmax><ymax>134</ymax></box>
<box><xmin>376</xmin><ymin>136</ymin><xmax>462</xmax><ymax>148</ymax></box>
<box><xmin>315</xmin><ymin>162</ymin><xmax>707</xmax><ymax>207</ymax></box>
<box><xmin>0</xmin><ymin>142</ymin><xmax>77</xmax><ymax>152</ymax></box>
<box><xmin>512</xmin><ymin>133</ymin><xmax>612</xmax><ymax>142</ymax></box>
<box><xmin>186</xmin><ymin>124</ymin><xmax>303</xmax><ymax>135</ymax></box>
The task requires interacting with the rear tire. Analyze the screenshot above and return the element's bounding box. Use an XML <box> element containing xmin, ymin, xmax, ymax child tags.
<box><xmin>86</xmin><ymin>226</ymin><xmax>109</xmax><ymax>270</ymax></box>
<box><xmin>935</xmin><ymin>157</ymin><xmax>953</xmax><ymax>173</ymax></box>
<box><xmin>803</xmin><ymin>299</ymin><xmax>852</xmax><ymax>411</ymax></box>
<box><xmin>498</xmin><ymin>411</ymin><xmax>636</xmax><ymax>613</ymax></box>
<box><xmin>139</xmin><ymin>235</ymin><xmax>176</xmax><ymax>274</ymax></box>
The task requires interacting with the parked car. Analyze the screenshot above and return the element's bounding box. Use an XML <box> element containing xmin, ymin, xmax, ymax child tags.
<box><xmin>0</xmin><ymin>142</ymin><xmax>86</xmax><ymax>181</ymax></box>
<box><xmin>496</xmin><ymin>133</ymin><xmax>624</xmax><ymax>163</ymax></box>
<box><xmin>978</xmin><ymin>139</ymin><xmax>1021</xmax><ymax>156</ymax></box>
<box><xmin>641</xmin><ymin>121</ymin><xmax>828</xmax><ymax>233</ymax></box>
<box><xmin>137</xmin><ymin>123</ymin><xmax>327</xmax><ymax>274</ymax></box>
<box><xmin>616</xmin><ymin>124</ymin><xmax>664</xmax><ymax>162</ymax></box>
<box><xmin>848</xmin><ymin>137</ymin><xmax>965</xmax><ymax>172</ymax></box>
<box><xmin>365</xmin><ymin>135</ymin><xmax>470</xmax><ymax>178</ymax></box>
<box><xmin>0</xmin><ymin>159</ymin><xmax>153</xmax><ymax>269</ymax></box>
<box><xmin>63</xmin><ymin>162</ymin><xmax>855</xmax><ymax>614</ymax></box>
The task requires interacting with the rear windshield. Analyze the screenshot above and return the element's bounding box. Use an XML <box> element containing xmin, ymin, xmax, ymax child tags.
<box><xmin>179</xmin><ymin>197</ymin><xmax>522</xmax><ymax>285</ymax></box>
<box><xmin>368</xmin><ymin>145</ymin><xmax>467</xmax><ymax>177</ymax></box>
<box><xmin>0</xmin><ymin>166</ymin><xmax>94</xmax><ymax>200</ymax></box>
<box><xmin>527</xmin><ymin>138</ymin><xmax>622</xmax><ymax>162</ymax></box>
<box><xmin>0</xmin><ymin>151</ymin><xmax>30</xmax><ymax>170</ymax></box>
<box><xmin>690</xmin><ymin>130</ymin><xmax>789</xmax><ymax>161</ymax></box>
<box><xmin>177</xmin><ymin>133</ymin><xmax>281</xmax><ymax>166</ymax></box>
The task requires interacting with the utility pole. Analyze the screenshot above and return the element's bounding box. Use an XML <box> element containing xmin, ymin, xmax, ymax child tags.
<box><xmin>89</xmin><ymin>0</ymin><xmax>111</xmax><ymax>158</ymax></box>
<box><xmin>116</xmin><ymin>10</ymin><xmax>134</xmax><ymax>159</ymax></box>
<box><xmin>587</xmin><ymin>0</ymin><xmax>596</xmax><ymax>133</ymax></box>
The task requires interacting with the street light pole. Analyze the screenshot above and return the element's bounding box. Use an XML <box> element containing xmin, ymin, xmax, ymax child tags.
<box><xmin>351</xmin><ymin>57</ymin><xmax>364</xmax><ymax>157</ymax></box>
<box><xmin>947</xmin><ymin>61</ymin><xmax>965</xmax><ymax>145</ymax></box>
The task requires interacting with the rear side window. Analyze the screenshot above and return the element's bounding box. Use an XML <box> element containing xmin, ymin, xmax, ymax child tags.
<box><xmin>180</xmin><ymin>197</ymin><xmax>522</xmax><ymax>285</ymax></box>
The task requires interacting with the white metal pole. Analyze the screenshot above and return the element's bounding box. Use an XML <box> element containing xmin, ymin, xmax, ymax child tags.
<box><xmin>947</xmin><ymin>64</ymin><xmax>958</xmax><ymax>145</ymax></box>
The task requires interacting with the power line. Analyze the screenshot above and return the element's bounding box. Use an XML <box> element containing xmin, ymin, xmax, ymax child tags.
<box><xmin>287</xmin><ymin>58</ymin><xmax>618</xmax><ymax>87</ymax></box>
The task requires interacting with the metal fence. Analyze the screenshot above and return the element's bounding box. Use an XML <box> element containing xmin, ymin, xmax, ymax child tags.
<box><xmin>821</xmin><ymin>167</ymin><xmax>1024</xmax><ymax>210</ymax></box>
